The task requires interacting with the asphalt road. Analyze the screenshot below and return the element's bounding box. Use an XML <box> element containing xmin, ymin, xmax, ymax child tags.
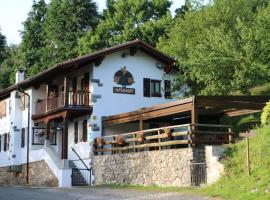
<box><xmin>0</xmin><ymin>186</ymin><xmax>211</xmax><ymax>200</ymax></box>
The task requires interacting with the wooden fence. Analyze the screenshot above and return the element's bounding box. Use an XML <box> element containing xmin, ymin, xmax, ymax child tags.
<box><xmin>94</xmin><ymin>123</ymin><xmax>233</xmax><ymax>155</ymax></box>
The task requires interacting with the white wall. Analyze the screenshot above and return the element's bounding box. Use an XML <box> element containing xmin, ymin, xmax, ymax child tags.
<box><xmin>91</xmin><ymin>50</ymin><xmax>178</xmax><ymax>140</ymax></box>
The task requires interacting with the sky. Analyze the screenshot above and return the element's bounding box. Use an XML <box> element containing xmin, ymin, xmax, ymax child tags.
<box><xmin>0</xmin><ymin>0</ymin><xmax>184</xmax><ymax>45</ymax></box>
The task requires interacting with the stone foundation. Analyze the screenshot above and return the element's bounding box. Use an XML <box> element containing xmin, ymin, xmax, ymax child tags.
<box><xmin>0</xmin><ymin>160</ymin><xmax>58</xmax><ymax>187</ymax></box>
<box><xmin>93</xmin><ymin>148</ymin><xmax>193</xmax><ymax>187</ymax></box>
<box><xmin>93</xmin><ymin>146</ymin><xmax>226</xmax><ymax>187</ymax></box>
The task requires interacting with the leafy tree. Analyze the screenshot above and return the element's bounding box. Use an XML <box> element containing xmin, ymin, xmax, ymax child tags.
<box><xmin>0</xmin><ymin>29</ymin><xmax>7</xmax><ymax>64</ymax></box>
<box><xmin>158</xmin><ymin>0</ymin><xmax>270</xmax><ymax>95</ymax></box>
<box><xmin>78</xmin><ymin>0</ymin><xmax>173</xmax><ymax>54</ymax></box>
<box><xmin>20</xmin><ymin>0</ymin><xmax>47</xmax><ymax>76</ymax></box>
<box><xmin>42</xmin><ymin>0</ymin><xmax>99</xmax><ymax>67</ymax></box>
<box><xmin>0</xmin><ymin>45</ymin><xmax>24</xmax><ymax>89</ymax></box>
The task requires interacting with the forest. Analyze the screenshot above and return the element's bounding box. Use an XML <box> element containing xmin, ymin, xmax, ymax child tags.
<box><xmin>0</xmin><ymin>0</ymin><xmax>270</xmax><ymax>96</ymax></box>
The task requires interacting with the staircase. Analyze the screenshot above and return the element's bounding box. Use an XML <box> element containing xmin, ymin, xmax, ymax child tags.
<box><xmin>69</xmin><ymin>161</ymin><xmax>89</xmax><ymax>186</ymax></box>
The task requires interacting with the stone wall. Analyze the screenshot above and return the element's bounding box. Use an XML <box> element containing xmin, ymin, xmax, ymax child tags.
<box><xmin>0</xmin><ymin>160</ymin><xmax>58</xmax><ymax>187</ymax></box>
<box><xmin>93</xmin><ymin>146</ymin><xmax>227</xmax><ymax>187</ymax></box>
<box><xmin>93</xmin><ymin>149</ymin><xmax>193</xmax><ymax>187</ymax></box>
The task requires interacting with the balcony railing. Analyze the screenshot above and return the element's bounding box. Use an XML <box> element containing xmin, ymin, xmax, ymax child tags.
<box><xmin>35</xmin><ymin>91</ymin><xmax>91</xmax><ymax>115</ymax></box>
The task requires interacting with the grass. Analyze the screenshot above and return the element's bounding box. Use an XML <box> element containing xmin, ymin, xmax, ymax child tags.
<box><xmin>199</xmin><ymin>127</ymin><xmax>270</xmax><ymax>200</ymax></box>
<box><xmin>99</xmin><ymin>127</ymin><xmax>270</xmax><ymax>200</ymax></box>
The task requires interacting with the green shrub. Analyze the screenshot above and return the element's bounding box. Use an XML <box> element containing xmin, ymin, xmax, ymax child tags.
<box><xmin>261</xmin><ymin>101</ymin><xmax>270</xmax><ymax>126</ymax></box>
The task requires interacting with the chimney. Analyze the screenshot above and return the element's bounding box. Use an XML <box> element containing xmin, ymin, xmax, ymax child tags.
<box><xmin>15</xmin><ymin>69</ymin><xmax>25</xmax><ymax>84</ymax></box>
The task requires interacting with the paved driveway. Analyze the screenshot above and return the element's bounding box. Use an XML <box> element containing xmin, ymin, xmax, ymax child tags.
<box><xmin>0</xmin><ymin>186</ymin><xmax>211</xmax><ymax>200</ymax></box>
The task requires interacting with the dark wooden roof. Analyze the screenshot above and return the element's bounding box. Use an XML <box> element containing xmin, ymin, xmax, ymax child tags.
<box><xmin>102</xmin><ymin>96</ymin><xmax>270</xmax><ymax>126</ymax></box>
<box><xmin>0</xmin><ymin>39</ymin><xmax>175</xmax><ymax>100</ymax></box>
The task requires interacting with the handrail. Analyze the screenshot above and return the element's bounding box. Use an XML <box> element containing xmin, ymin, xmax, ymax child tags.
<box><xmin>71</xmin><ymin>147</ymin><xmax>91</xmax><ymax>171</ymax></box>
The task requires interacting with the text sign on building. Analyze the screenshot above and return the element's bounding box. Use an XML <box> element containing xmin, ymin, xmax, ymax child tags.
<box><xmin>113</xmin><ymin>66</ymin><xmax>135</xmax><ymax>95</ymax></box>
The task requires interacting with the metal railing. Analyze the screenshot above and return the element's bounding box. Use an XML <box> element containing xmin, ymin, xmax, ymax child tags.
<box><xmin>35</xmin><ymin>90</ymin><xmax>91</xmax><ymax>115</ymax></box>
<box><xmin>71</xmin><ymin>147</ymin><xmax>92</xmax><ymax>186</ymax></box>
<box><xmin>93</xmin><ymin>123</ymin><xmax>234</xmax><ymax>155</ymax></box>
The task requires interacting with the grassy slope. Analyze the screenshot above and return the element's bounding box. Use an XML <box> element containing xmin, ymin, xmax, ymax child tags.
<box><xmin>200</xmin><ymin>127</ymin><xmax>270</xmax><ymax>200</ymax></box>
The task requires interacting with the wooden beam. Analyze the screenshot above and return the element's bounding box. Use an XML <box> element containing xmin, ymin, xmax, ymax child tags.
<box><xmin>61</xmin><ymin>117</ymin><xmax>68</xmax><ymax>159</ymax></box>
<box><xmin>191</xmin><ymin>96</ymin><xmax>198</xmax><ymax>145</ymax></box>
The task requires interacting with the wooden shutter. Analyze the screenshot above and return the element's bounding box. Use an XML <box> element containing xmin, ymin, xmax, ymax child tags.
<box><xmin>74</xmin><ymin>122</ymin><xmax>78</xmax><ymax>144</ymax></box>
<box><xmin>3</xmin><ymin>133</ymin><xmax>7</xmax><ymax>151</ymax></box>
<box><xmin>164</xmin><ymin>80</ymin><xmax>171</xmax><ymax>98</ymax></box>
<box><xmin>21</xmin><ymin>128</ymin><xmax>25</xmax><ymax>148</ymax></box>
<box><xmin>82</xmin><ymin>120</ymin><xmax>87</xmax><ymax>142</ymax></box>
<box><xmin>143</xmin><ymin>78</ymin><xmax>150</xmax><ymax>97</ymax></box>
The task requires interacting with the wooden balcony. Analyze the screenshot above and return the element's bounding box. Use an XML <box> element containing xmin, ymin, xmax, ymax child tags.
<box><xmin>34</xmin><ymin>91</ymin><xmax>92</xmax><ymax>116</ymax></box>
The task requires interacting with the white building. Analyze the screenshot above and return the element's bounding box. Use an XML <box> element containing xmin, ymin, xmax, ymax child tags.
<box><xmin>0</xmin><ymin>40</ymin><xmax>178</xmax><ymax>187</ymax></box>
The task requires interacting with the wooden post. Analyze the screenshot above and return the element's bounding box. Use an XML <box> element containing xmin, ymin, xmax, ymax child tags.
<box><xmin>191</xmin><ymin>96</ymin><xmax>198</xmax><ymax>146</ymax></box>
<box><xmin>61</xmin><ymin>117</ymin><xmax>68</xmax><ymax>159</ymax></box>
<box><xmin>158</xmin><ymin>129</ymin><xmax>161</xmax><ymax>150</ymax></box>
<box><xmin>133</xmin><ymin>133</ymin><xmax>136</xmax><ymax>153</ymax></box>
<box><xmin>228</xmin><ymin>128</ymin><xmax>232</xmax><ymax>143</ymax></box>
<box><xmin>45</xmin><ymin>84</ymin><xmax>49</xmax><ymax>112</ymax></box>
<box><xmin>246</xmin><ymin>133</ymin><xmax>251</xmax><ymax>176</ymax></box>
<box><xmin>139</xmin><ymin>116</ymin><xmax>144</xmax><ymax>131</ymax></box>
<box><xmin>64</xmin><ymin>76</ymin><xmax>69</xmax><ymax>106</ymax></box>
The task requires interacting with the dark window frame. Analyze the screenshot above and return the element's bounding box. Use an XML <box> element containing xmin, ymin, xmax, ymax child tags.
<box><xmin>32</xmin><ymin>127</ymin><xmax>46</xmax><ymax>145</ymax></box>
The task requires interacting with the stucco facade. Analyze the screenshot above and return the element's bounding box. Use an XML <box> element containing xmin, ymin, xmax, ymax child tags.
<box><xmin>0</xmin><ymin>40</ymin><xmax>178</xmax><ymax>187</ymax></box>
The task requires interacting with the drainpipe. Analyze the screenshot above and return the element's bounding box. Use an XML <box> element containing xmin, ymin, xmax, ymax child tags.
<box><xmin>17</xmin><ymin>87</ymin><xmax>30</xmax><ymax>184</ymax></box>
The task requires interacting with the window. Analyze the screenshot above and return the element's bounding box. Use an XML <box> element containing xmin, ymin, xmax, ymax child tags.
<box><xmin>21</xmin><ymin>128</ymin><xmax>25</xmax><ymax>148</ymax></box>
<box><xmin>50</xmin><ymin>130</ymin><xmax>57</xmax><ymax>145</ymax></box>
<box><xmin>164</xmin><ymin>80</ymin><xmax>171</xmax><ymax>99</ymax></box>
<box><xmin>143</xmin><ymin>78</ymin><xmax>161</xmax><ymax>97</ymax></box>
<box><xmin>74</xmin><ymin>122</ymin><xmax>78</xmax><ymax>144</ymax></box>
<box><xmin>32</xmin><ymin>127</ymin><xmax>46</xmax><ymax>145</ymax></box>
<box><xmin>82</xmin><ymin>120</ymin><xmax>87</xmax><ymax>142</ymax></box>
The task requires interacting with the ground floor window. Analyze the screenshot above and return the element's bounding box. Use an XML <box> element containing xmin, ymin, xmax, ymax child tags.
<box><xmin>82</xmin><ymin>120</ymin><xmax>87</xmax><ymax>142</ymax></box>
<box><xmin>32</xmin><ymin>127</ymin><xmax>46</xmax><ymax>145</ymax></box>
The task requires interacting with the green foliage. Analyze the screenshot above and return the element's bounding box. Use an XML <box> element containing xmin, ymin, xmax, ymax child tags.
<box><xmin>0</xmin><ymin>45</ymin><xmax>25</xmax><ymax>89</ymax></box>
<box><xmin>0</xmin><ymin>29</ymin><xmax>7</xmax><ymax>64</ymax></box>
<box><xmin>201</xmin><ymin>127</ymin><xmax>270</xmax><ymax>200</ymax></box>
<box><xmin>158</xmin><ymin>0</ymin><xmax>270</xmax><ymax>95</ymax></box>
<box><xmin>43</xmin><ymin>0</ymin><xmax>99</xmax><ymax>66</ymax></box>
<box><xmin>78</xmin><ymin>0</ymin><xmax>173</xmax><ymax>54</ymax></box>
<box><xmin>20</xmin><ymin>0</ymin><xmax>47</xmax><ymax>75</ymax></box>
<box><xmin>261</xmin><ymin>101</ymin><xmax>270</xmax><ymax>126</ymax></box>
<box><xmin>220</xmin><ymin>113</ymin><xmax>261</xmax><ymax>135</ymax></box>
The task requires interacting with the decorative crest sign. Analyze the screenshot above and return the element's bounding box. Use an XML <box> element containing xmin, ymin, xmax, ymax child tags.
<box><xmin>113</xmin><ymin>66</ymin><xmax>135</xmax><ymax>94</ymax></box>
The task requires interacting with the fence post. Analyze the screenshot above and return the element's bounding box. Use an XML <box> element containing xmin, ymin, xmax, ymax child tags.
<box><xmin>158</xmin><ymin>129</ymin><xmax>161</xmax><ymax>150</ymax></box>
<box><xmin>188</xmin><ymin>125</ymin><xmax>192</xmax><ymax>148</ymax></box>
<box><xmin>133</xmin><ymin>133</ymin><xmax>136</xmax><ymax>153</ymax></box>
<box><xmin>246</xmin><ymin>132</ymin><xmax>251</xmax><ymax>176</ymax></box>
<box><xmin>228</xmin><ymin>127</ymin><xmax>232</xmax><ymax>143</ymax></box>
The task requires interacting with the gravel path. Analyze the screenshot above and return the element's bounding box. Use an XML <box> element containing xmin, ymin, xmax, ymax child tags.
<box><xmin>0</xmin><ymin>186</ymin><xmax>211</xmax><ymax>200</ymax></box>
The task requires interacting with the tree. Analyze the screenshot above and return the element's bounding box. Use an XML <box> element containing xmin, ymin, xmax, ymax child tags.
<box><xmin>158</xmin><ymin>0</ymin><xmax>270</xmax><ymax>95</ymax></box>
<box><xmin>0</xmin><ymin>29</ymin><xmax>7</xmax><ymax>64</ymax></box>
<box><xmin>42</xmin><ymin>0</ymin><xmax>99</xmax><ymax>67</ymax></box>
<box><xmin>20</xmin><ymin>0</ymin><xmax>47</xmax><ymax>76</ymax></box>
<box><xmin>78</xmin><ymin>0</ymin><xmax>173</xmax><ymax>55</ymax></box>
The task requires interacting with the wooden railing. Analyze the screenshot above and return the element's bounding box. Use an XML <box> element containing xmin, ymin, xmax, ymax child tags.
<box><xmin>94</xmin><ymin>124</ymin><xmax>234</xmax><ymax>155</ymax></box>
<box><xmin>35</xmin><ymin>90</ymin><xmax>91</xmax><ymax>115</ymax></box>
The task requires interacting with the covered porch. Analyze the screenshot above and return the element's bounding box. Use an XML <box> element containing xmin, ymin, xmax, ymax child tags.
<box><xmin>95</xmin><ymin>96</ymin><xmax>270</xmax><ymax>154</ymax></box>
